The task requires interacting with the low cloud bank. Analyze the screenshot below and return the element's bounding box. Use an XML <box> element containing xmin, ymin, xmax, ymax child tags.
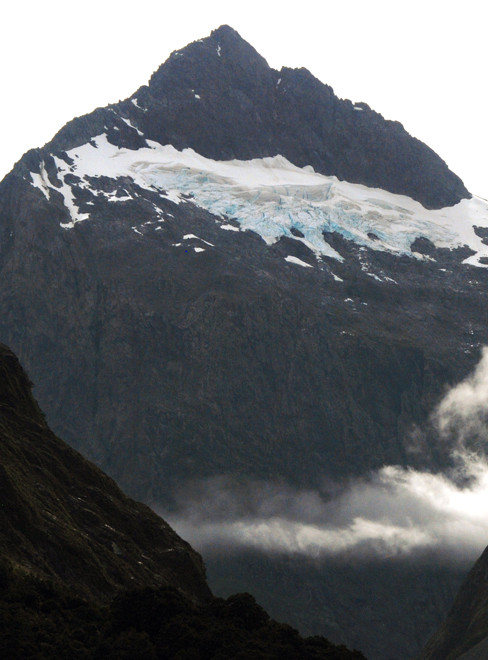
<box><xmin>164</xmin><ymin>348</ymin><xmax>488</xmax><ymax>562</ymax></box>
<box><xmin>436</xmin><ymin>346</ymin><xmax>488</xmax><ymax>450</ymax></box>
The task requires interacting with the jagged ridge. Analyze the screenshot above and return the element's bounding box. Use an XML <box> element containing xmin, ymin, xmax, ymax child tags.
<box><xmin>42</xmin><ymin>24</ymin><xmax>468</xmax><ymax>209</ymax></box>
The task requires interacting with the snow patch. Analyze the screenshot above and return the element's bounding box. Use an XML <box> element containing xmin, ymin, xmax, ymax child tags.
<box><xmin>194</xmin><ymin>247</ymin><xmax>205</xmax><ymax>253</ymax></box>
<box><xmin>285</xmin><ymin>255</ymin><xmax>313</xmax><ymax>268</ymax></box>
<box><xmin>120</xmin><ymin>117</ymin><xmax>144</xmax><ymax>137</ymax></box>
<box><xmin>52</xmin><ymin>156</ymin><xmax>90</xmax><ymax>228</ymax></box>
<box><xmin>47</xmin><ymin>134</ymin><xmax>488</xmax><ymax>268</ymax></box>
<box><xmin>131</xmin><ymin>98</ymin><xmax>144</xmax><ymax>110</ymax></box>
<box><xmin>30</xmin><ymin>167</ymin><xmax>51</xmax><ymax>200</ymax></box>
<box><xmin>105</xmin><ymin>191</ymin><xmax>132</xmax><ymax>203</ymax></box>
<box><xmin>161</xmin><ymin>190</ymin><xmax>182</xmax><ymax>204</ymax></box>
<box><xmin>220</xmin><ymin>224</ymin><xmax>240</xmax><ymax>231</ymax></box>
<box><xmin>183</xmin><ymin>234</ymin><xmax>214</xmax><ymax>246</ymax></box>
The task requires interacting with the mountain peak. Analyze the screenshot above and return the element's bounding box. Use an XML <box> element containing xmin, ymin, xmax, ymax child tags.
<box><xmin>130</xmin><ymin>27</ymin><xmax>468</xmax><ymax>208</ymax></box>
<box><xmin>40</xmin><ymin>26</ymin><xmax>469</xmax><ymax>208</ymax></box>
<box><xmin>147</xmin><ymin>24</ymin><xmax>272</xmax><ymax>103</ymax></box>
<box><xmin>210</xmin><ymin>24</ymin><xmax>243</xmax><ymax>40</ymax></box>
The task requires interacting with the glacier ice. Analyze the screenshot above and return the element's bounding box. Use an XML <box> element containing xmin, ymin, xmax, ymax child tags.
<box><xmin>29</xmin><ymin>134</ymin><xmax>488</xmax><ymax>267</ymax></box>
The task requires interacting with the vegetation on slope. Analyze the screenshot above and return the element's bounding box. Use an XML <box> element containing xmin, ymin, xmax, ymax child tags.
<box><xmin>0</xmin><ymin>560</ymin><xmax>365</xmax><ymax>659</ymax></box>
<box><xmin>0</xmin><ymin>343</ymin><xmax>365</xmax><ymax>657</ymax></box>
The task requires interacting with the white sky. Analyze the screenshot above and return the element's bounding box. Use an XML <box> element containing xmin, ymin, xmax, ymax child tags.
<box><xmin>1</xmin><ymin>0</ymin><xmax>486</xmax><ymax>199</ymax></box>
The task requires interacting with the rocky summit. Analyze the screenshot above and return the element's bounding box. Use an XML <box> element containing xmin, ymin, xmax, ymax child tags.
<box><xmin>47</xmin><ymin>25</ymin><xmax>468</xmax><ymax>209</ymax></box>
<box><xmin>0</xmin><ymin>25</ymin><xmax>487</xmax><ymax>659</ymax></box>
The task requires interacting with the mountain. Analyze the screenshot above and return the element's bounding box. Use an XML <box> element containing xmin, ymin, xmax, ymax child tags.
<box><xmin>0</xmin><ymin>24</ymin><xmax>487</xmax><ymax>659</ymax></box>
<box><xmin>0</xmin><ymin>342</ymin><xmax>365</xmax><ymax>659</ymax></box>
<box><xmin>45</xmin><ymin>24</ymin><xmax>468</xmax><ymax>210</ymax></box>
<box><xmin>0</xmin><ymin>343</ymin><xmax>210</xmax><ymax>603</ymax></box>
<box><xmin>420</xmin><ymin>545</ymin><xmax>488</xmax><ymax>659</ymax></box>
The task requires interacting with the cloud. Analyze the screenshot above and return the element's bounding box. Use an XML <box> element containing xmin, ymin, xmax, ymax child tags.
<box><xmin>166</xmin><ymin>457</ymin><xmax>488</xmax><ymax>561</ymax></box>
<box><xmin>162</xmin><ymin>348</ymin><xmax>488</xmax><ymax>562</ymax></box>
<box><xmin>435</xmin><ymin>345</ymin><xmax>488</xmax><ymax>449</ymax></box>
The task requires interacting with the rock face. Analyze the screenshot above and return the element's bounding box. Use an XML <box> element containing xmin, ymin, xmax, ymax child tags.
<box><xmin>420</xmin><ymin>546</ymin><xmax>488</xmax><ymax>659</ymax></box>
<box><xmin>206</xmin><ymin>551</ymin><xmax>466</xmax><ymax>660</ymax></box>
<box><xmin>0</xmin><ymin>342</ymin><xmax>210</xmax><ymax>603</ymax></box>
<box><xmin>0</xmin><ymin>25</ymin><xmax>486</xmax><ymax>660</ymax></box>
<box><xmin>0</xmin><ymin>343</ymin><xmax>365</xmax><ymax>659</ymax></box>
<box><xmin>0</xmin><ymin>150</ymin><xmax>484</xmax><ymax>505</ymax></box>
<box><xmin>49</xmin><ymin>25</ymin><xmax>468</xmax><ymax>210</ymax></box>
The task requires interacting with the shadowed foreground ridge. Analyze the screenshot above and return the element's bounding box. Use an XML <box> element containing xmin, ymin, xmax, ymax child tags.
<box><xmin>0</xmin><ymin>343</ymin><xmax>365</xmax><ymax>658</ymax></box>
<box><xmin>0</xmin><ymin>342</ymin><xmax>210</xmax><ymax>603</ymax></box>
<box><xmin>420</xmin><ymin>546</ymin><xmax>488</xmax><ymax>659</ymax></box>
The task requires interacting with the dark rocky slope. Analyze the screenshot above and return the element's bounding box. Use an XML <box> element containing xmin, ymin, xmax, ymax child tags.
<box><xmin>0</xmin><ymin>343</ymin><xmax>364</xmax><ymax>659</ymax></box>
<box><xmin>419</xmin><ymin>546</ymin><xmax>488</xmax><ymax>659</ymax></box>
<box><xmin>0</xmin><ymin>171</ymin><xmax>484</xmax><ymax>504</ymax></box>
<box><xmin>0</xmin><ymin>342</ymin><xmax>210</xmax><ymax>603</ymax></box>
<box><xmin>0</xmin><ymin>575</ymin><xmax>367</xmax><ymax>659</ymax></box>
<box><xmin>207</xmin><ymin>551</ymin><xmax>465</xmax><ymax>660</ymax></box>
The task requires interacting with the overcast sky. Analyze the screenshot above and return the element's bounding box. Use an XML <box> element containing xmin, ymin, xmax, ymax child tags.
<box><xmin>2</xmin><ymin>1</ymin><xmax>486</xmax><ymax>199</ymax></box>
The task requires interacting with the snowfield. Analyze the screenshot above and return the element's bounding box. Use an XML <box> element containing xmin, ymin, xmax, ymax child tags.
<box><xmin>30</xmin><ymin>133</ymin><xmax>488</xmax><ymax>267</ymax></box>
